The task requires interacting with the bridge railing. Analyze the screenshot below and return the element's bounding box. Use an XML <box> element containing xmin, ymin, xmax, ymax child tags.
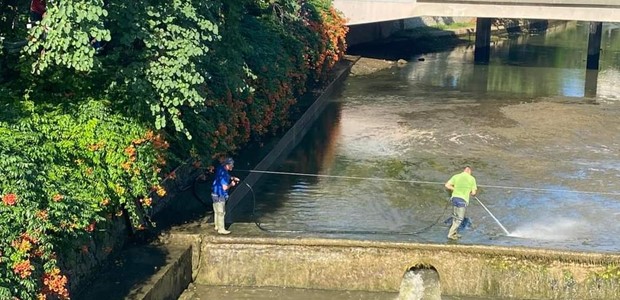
<box><xmin>418</xmin><ymin>0</ymin><xmax>620</xmax><ymax>6</ymax></box>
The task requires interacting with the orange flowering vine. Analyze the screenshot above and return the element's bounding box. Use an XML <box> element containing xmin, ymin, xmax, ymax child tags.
<box><xmin>37</xmin><ymin>210</ymin><xmax>49</xmax><ymax>220</ymax></box>
<box><xmin>13</xmin><ymin>260</ymin><xmax>33</xmax><ymax>279</ymax></box>
<box><xmin>42</xmin><ymin>268</ymin><xmax>70</xmax><ymax>299</ymax></box>
<box><xmin>21</xmin><ymin>232</ymin><xmax>38</xmax><ymax>243</ymax></box>
<box><xmin>12</xmin><ymin>238</ymin><xmax>32</xmax><ymax>253</ymax></box>
<box><xmin>32</xmin><ymin>248</ymin><xmax>44</xmax><ymax>258</ymax></box>
<box><xmin>85</xmin><ymin>222</ymin><xmax>96</xmax><ymax>232</ymax></box>
<box><xmin>140</xmin><ymin>197</ymin><xmax>153</xmax><ymax>207</ymax></box>
<box><xmin>121</xmin><ymin>161</ymin><xmax>132</xmax><ymax>171</ymax></box>
<box><xmin>124</xmin><ymin>145</ymin><xmax>136</xmax><ymax>157</ymax></box>
<box><xmin>155</xmin><ymin>185</ymin><xmax>166</xmax><ymax>197</ymax></box>
<box><xmin>152</xmin><ymin>134</ymin><xmax>169</xmax><ymax>150</ymax></box>
<box><xmin>2</xmin><ymin>193</ymin><xmax>17</xmax><ymax>206</ymax></box>
<box><xmin>144</xmin><ymin>130</ymin><xmax>154</xmax><ymax>140</ymax></box>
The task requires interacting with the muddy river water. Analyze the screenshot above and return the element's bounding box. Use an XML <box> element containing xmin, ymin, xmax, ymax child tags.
<box><xmin>200</xmin><ymin>21</ymin><xmax>620</xmax><ymax>299</ymax></box>
<box><xmin>234</xmin><ymin>21</ymin><xmax>620</xmax><ymax>254</ymax></box>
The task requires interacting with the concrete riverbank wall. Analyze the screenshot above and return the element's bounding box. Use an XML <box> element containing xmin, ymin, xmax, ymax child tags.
<box><xmin>168</xmin><ymin>228</ymin><xmax>620</xmax><ymax>299</ymax></box>
<box><xmin>224</xmin><ymin>56</ymin><xmax>358</xmax><ymax>223</ymax></box>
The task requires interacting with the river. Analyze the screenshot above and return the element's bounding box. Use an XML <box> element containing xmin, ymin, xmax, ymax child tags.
<box><xmin>198</xmin><ymin>21</ymin><xmax>620</xmax><ymax>299</ymax></box>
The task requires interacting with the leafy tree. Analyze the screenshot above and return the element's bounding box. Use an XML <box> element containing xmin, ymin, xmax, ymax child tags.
<box><xmin>0</xmin><ymin>1</ymin><xmax>348</xmax><ymax>298</ymax></box>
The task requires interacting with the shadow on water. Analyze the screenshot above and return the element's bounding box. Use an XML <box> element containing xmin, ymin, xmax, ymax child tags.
<box><xmin>347</xmin><ymin>27</ymin><xmax>472</xmax><ymax>61</ymax></box>
<box><xmin>232</xmin><ymin>100</ymin><xmax>344</xmax><ymax>223</ymax></box>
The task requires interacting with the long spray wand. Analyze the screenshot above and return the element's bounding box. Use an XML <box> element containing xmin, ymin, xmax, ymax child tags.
<box><xmin>473</xmin><ymin>196</ymin><xmax>510</xmax><ymax>235</ymax></box>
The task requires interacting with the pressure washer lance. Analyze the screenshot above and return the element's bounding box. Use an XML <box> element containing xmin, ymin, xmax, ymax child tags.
<box><xmin>473</xmin><ymin>196</ymin><xmax>510</xmax><ymax>236</ymax></box>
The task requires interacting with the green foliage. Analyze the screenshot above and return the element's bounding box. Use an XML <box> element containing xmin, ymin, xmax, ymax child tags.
<box><xmin>24</xmin><ymin>0</ymin><xmax>111</xmax><ymax>73</ymax></box>
<box><xmin>0</xmin><ymin>0</ymin><xmax>29</xmax><ymax>41</ymax></box>
<box><xmin>0</xmin><ymin>0</ymin><xmax>348</xmax><ymax>298</ymax></box>
<box><xmin>0</xmin><ymin>99</ymin><xmax>163</xmax><ymax>298</ymax></box>
<box><xmin>132</xmin><ymin>0</ymin><xmax>220</xmax><ymax>135</ymax></box>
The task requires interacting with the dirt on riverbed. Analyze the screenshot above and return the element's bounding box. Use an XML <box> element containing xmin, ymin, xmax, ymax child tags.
<box><xmin>349</xmin><ymin>57</ymin><xmax>402</xmax><ymax>76</ymax></box>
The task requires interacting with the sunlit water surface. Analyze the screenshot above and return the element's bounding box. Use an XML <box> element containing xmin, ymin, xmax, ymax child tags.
<box><xmin>233</xmin><ymin>22</ymin><xmax>620</xmax><ymax>254</ymax></box>
<box><xmin>218</xmin><ymin>22</ymin><xmax>620</xmax><ymax>299</ymax></box>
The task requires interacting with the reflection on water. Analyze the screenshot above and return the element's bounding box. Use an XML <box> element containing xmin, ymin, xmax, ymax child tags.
<box><xmin>234</xmin><ymin>21</ymin><xmax>620</xmax><ymax>254</ymax></box>
<box><xmin>406</xmin><ymin>22</ymin><xmax>620</xmax><ymax>100</ymax></box>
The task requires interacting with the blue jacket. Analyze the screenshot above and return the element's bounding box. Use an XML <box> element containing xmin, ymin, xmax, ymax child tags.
<box><xmin>212</xmin><ymin>165</ymin><xmax>231</xmax><ymax>198</ymax></box>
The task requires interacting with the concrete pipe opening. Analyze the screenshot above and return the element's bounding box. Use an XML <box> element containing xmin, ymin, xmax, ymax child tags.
<box><xmin>397</xmin><ymin>264</ymin><xmax>441</xmax><ymax>300</ymax></box>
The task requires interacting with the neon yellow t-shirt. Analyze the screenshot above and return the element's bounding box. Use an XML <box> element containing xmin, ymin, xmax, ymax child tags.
<box><xmin>448</xmin><ymin>172</ymin><xmax>477</xmax><ymax>203</ymax></box>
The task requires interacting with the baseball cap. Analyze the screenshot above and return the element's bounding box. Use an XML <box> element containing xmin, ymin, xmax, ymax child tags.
<box><xmin>223</xmin><ymin>158</ymin><xmax>235</xmax><ymax>166</ymax></box>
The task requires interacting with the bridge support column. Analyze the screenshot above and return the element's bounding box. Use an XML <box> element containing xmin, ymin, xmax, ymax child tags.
<box><xmin>584</xmin><ymin>70</ymin><xmax>599</xmax><ymax>98</ymax></box>
<box><xmin>587</xmin><ymin>22</ymin><xmax>603</xmax><ymax>70</ymax></box>
<box><xmin>474</xmin><ymin>18</ymin><xmax>493</xmax><ymax>64</ymax></box>
<box><xmin>471</xmin><ymin>64</ymin><xmax>489</xmax><ymax>93</ymax></box>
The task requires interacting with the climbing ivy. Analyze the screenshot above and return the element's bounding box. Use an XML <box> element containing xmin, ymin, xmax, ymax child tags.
<box><xmin>0</xmin><ymin>1</ymin><xmax>348</xmax><ymax>298</ymax></box>
<box><xmin>0</xmin><ymin>100</ymin><xmax>164</xmax><ymax>299</ymax></box>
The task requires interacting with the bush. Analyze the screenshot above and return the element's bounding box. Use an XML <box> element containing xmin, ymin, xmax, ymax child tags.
<box><xmin>0</xmin><ymin>100</ymin><xmax>164</xmax><ymax>299</ymax></box>
<box><xmin>0</xmin><ymin>1</ymin><xmax>347</xmax><ymax>298</ymax></box>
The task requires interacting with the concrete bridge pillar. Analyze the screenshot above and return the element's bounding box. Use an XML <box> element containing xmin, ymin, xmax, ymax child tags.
<box><xmin>587</xmin><ymin>22</ymin><xmax>603</xmax><ymax>70</ymax></box>
<box><xmin>584</xmin><ymin>70</ymin><xmax>599</xmax><ymax>98</ymax></box>
<box><xmin>474</xmin><ymin>18</ymin><xmax>493</xmax><ymax>64</ymax></box>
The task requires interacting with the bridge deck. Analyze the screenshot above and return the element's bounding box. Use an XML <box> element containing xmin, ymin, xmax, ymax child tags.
<box><xmin>334</xmin><ymin>0</ymin><xmax>620</xmax><ymax>25</ymax></box>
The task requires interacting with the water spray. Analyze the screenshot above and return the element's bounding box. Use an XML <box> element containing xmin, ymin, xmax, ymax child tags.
<box><xmin>473</xmin><ymin>196</ymin><xmax>510</xmax><ymax>236</ymax></box>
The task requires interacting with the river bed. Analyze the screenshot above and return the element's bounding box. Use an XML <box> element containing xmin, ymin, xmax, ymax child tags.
<box><xmin>232</xmin><ymin>21</ymin><xmax>620</xmax><ymax>254</ymax></box>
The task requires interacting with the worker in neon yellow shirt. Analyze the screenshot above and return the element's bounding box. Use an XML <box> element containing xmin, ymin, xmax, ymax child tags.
<box><xmin>444</xmin><ymin>166</ymin><xmax>477</xmax><ymax>240</ymax></box>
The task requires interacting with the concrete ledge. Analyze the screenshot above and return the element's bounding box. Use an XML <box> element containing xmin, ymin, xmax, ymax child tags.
<box><xmin>76</xmin><ymin>244</ymin><xmax>192</xmax><ymax>300</ymax></box>
<box><xmin>133</xmin><ymin>245</ymin><xmax>192</xmax><ymax>300</ymax></box>
<box><xmin>173</xmin><ymin>227</ymin><xmax>620</xmax><ymax>299</ymax></box>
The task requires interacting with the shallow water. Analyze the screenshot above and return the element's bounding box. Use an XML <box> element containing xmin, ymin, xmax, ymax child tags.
<box><xmin>231</xmin><ymin>22</ymin><xmax>620</xmax><ymax>254</ymax></box>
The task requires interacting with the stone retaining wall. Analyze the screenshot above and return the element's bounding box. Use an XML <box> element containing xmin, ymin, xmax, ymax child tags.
<box><xmin>190</xmin><ymin>235</ymin><xmax>620</xmax><ymax>299</ymax></box>
<box><xmin>64</xmin><ymin>216</ymin><xmax>128</xmax><ymax>295</ymax></box>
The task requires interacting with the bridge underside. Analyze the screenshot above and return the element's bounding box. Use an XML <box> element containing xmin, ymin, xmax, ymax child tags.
<box><xmin>336</xmin><ymin>2</ymin><xmax>611</xmax><ymax>70</ymax></box>
<box><xmin>335</xmin><ymin>2</ymin><xmax>620</xmax><ymax>25</ymax></box>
